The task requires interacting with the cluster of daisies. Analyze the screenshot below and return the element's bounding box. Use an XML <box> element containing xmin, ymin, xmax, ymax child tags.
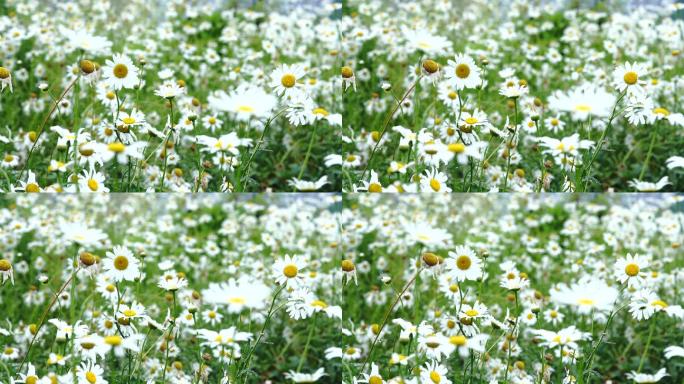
<box><xmin>0</xmin><ymin>0</ymin><xmax>342</xmax><ymax>192</ymax></box>
<box><xmin>339</xmin><ymin>194</ymin><xmax>684</xmax><ymax>383</ymax></box>
<box><xmin>0</xmin><ymin>194</ymin><xmax>342</xmax><ymax>383</ymax></box>
<box><xmin>341</xmin><ymin>0</ymin><xmax>684</xmax><ymax>193</ymax></box>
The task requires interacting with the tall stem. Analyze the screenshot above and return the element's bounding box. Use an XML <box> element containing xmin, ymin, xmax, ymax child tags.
<box><xmin>637</xmin><ymin>315</ymin><xmax>657</xmax><ymax>373</ymax></box>
<box><xmin>158</xmin><ymin>98</ymin><xmax>175</xmax><ymax>192</ymax></box>
<box><xmin>360</xmin><ymin>267</ymin><xmax>423</xmax><ymax>373</ymax></box>
<box><xmin>360</xmin><ymin>76</ymin><xmax>423</xmax><ymax>183</ymax></box>
<box><xmin>638</xmin><ymin>123</ymin><xmax>658</xmax><ymax>181</ymax></box>
<box><xmin>296</xmin><ymin>122</ymin><xmax>318</xmax><ymax>183</ymax></box>
<box><xmin>502</xmin><ymin>98</ymin><xmax>518</xmax><ymax>192</ymax></box>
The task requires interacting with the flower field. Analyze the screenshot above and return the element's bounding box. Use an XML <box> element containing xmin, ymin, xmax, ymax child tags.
<box><xmin>0</xmin><ymin>194</ymin><xmax>342</xmax><ymax>383</ymax></box>
<box><xmin>0</xmin><ymin>0</ymin><xmax>342</xmax><ymax>192</ymax></box>
<box><xmin>341</xmin><ymin>0</ymin><xmax>684</xmax><ymax>192</ymax></box>
<box><xmin>340</xmin><ymin>194</ymin><xmax>684</xmax><ymax>383</ymax></box>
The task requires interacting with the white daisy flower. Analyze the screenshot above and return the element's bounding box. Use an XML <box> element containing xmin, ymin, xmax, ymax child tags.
<box><xmin>102</xmin><ymin>54</ymin><xmax>140</xmax><ymax>90</ymax></box>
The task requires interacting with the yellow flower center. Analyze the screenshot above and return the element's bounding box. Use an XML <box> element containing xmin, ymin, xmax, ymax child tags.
<box><xmin>114</xmin><ymin>256</ymin><xmax>129</xmax><ymax>270</ymax></box>
<box><xmin>429</xmin><ymin>179</ymin><xmax>441</xmax><ymax>192</ymax></box>
<box><xmin>456</xmin><ymin>255</ymin><xmax>471</xmax><ymax>270</ymax></box>
<box><xmin>237</xmin><ymin>105</ymin><xmax>254</xmax><ymax>113</ymax></box>
<box><xmin>281</xmin><ymin>73</ymin><xmax>296</xmax><ymax>88</ymax></box>
<box><xmin>26</xmin><ymin>183</ymin><xmax>40</xmax><ymax>193</ymax></box>
<box><xmin>448</xmin><ymin>91</ymin><xmax>457</xmax><ymax>100</ymax></box>
<box><xmin>574</xmin><ymin>104</ymin><xmax>592</xmax><ymax>112</ymax></box>
<box><xmin>624</xmin><ymin>263</ymin><xmax>639</xmax><ymax>277</ymax></box>
<box><xmin>106</xmin><ymin>91</ymin><xmax>115</xmax><ymax>100</ymax></box>
<box><xmin>455</xmin><ymin>64</ymin><xmax>471</xmax><ymax>79</ymax></box>
<box><xmin>465</xmin><ymin>309</ymin><xmax>478</xmax><ymax>317</ymax></box>
<box><xmin>450</xmin><ymin>335</ymin><xmax>467</xmax><ymax>346</ymax></box>
<box><xmin>113</xmin><ymin>63</ymin><xmax>129</xmax><ymax>79</ymax></box>
<box><xmin>108</xmin><ymin>142</ymin><xmax>126</xmax><ymax>153</ymax></box>
<box><xmin>368</xmin><ymin>183</ymin><xmax>382</xmax><ymax>193</ymax></box>
<box><xmin>653</xmin><ymin>107</ymin><xmax>669</xmax><ymax>116</ymax></box>
<box><xmin>283</xmin><ymin>264</ymin><xmax>298</xmax><ymax>278</ymax></box>
<box><xmin>86</xmin><ymin>371</ymin><xmax>97</xmax><ymax>383</ymax></box>
<box><xmin>448</xmin><ymin>143</ymin><xmax>465</xmax><ymax>153</ymax></box>
<box><xmin>104</xmin><ymin>335</ymin><xmax>122</xmax><ymax>346</ymax></box>
<box><xmin>577</xmin><ymin>298</ymin><xmax>595</xmax><ymax>306</ymax></box>
<box><xmin>87</xmin><ymin>179</ymin><xmax>99</xmax><ymax>192</ymax></box>
<box><xmin>208</xmin><ymin>117</ymin><xmax>217</xmax><ymax>124</ymax></box>
<box><xmin>623</xmin><ymin>71</ymin><xmax>638</xmax><ymax>85</ymax></box>
<box><xmin>0</xmin><ymin>67</ymin><xmax>10</xmax><ymax>79</ymax></box>
<box><xmin>122</xmin><ymin>117</ymin><xmax>136</xmax><ymax>125</ymax></box>
<box><xmin>4</xmin><ymin>154</ymin><xmax>14</xmax><ymax>162</ymax></box>
<box><xmin>26</xmin><ymin>376</ymin><xmax>39</xmax><ymax>384</ymax></box>
<box><xmin>0</xmin><ymin>259</ymin><xmax>11</xmax><ymax>271</ymax></box>
<box><xmin>313</xmin><ymin>107</ymin><xmax>329</xmax><ymax>116</ymax></box>
<box><xmin>465</xmin><ymin>117</ymin><xmax>478</xmax><ymax>125</ymax></box>
<box><xmin>551</xmin><ymin>119</ymin><xmax>559</xmax><ymax>126</ymax></box>
<box><xmin>369</xmin><ymin>376</ymin><xmax>383</xmax><ymax>384</ymax></box>
<box><xmin>430</xmin><ymin>371</ymin><xmax>441</xmax><ymax>383</ymax></box>
<box><xmin>651</xmin><ymin>299</ymin><xmax>668</xmax><ymax>308</ymax></box>
<box><xmin>123</xmin><ymin>309</ymin><xmax>137</xmax><ymax>317</ymax></box>
<box><xmin>311</xmin><ymin>300</ymin><xmax>328</xmax><ymax>308</ymax></box>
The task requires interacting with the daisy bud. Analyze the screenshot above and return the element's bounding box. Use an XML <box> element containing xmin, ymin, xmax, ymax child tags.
<box><xmin>370</xmin><ymin>131</ymin><xmax>381</xmax><ymax>142</ymax></box>
<box><xmin>80</xmin><ymin>60</ymin><xmax>96</xmax><ymax>74</ymax></box>
<box><xmin>80</xmin><ymin>252</ymin><xmax>97</xmax><ymax>266</ymax></box>
<box><xmin>202</xmin><ymin>353</ymin><xmax>212</xmax><ymax>362</ymax></box>
<box><xmin>531</xmin><ymin>306</ymin><xmax>540</xmax><ymax>314</ymax></box>
<box><xmin>422</xmin><ymin>252</ymin><xmax>440</xmax><ymax>267</ymax></box>
<box><xmin>38</xmin><ymin>274</ymin><xmax>49</xmax><ymax>284</ymax></box>
<box><xmin>188</xmin><ymin>306</ymin><xmax>197</xmax><ymax>314</ymax></box>
<box><xmin>192</xmin><ymin>98</ymin><xmax>201</xmax><ymax>107</ymax></box>
<box><xmin>177</xmin><ymin>79</ymin><xmax>186</xmax><ymax>88</ymax></box>
<box><xmin>0</xmin><ymin>259</ymin><xmax>11</xmax><ymax>271</ymax></box>
<box><xmin>188</xmin><ymin>114</ymin><xmax>198</xmax><ymax>122</ymax></box>
<box><xmin>38</xmin><ymin>82</ymin><xmax>49</xmax><ymax>91</ymax></box>
<box><xmin>380</xmin><ymin>274</ymin><xmax>392</xmax><ymax>284</ymax></box>
<box><xmin>341</xmin><ymin>259</ymin><xmax>355</xmax><ymax>272</ymax></box>
<box><xmin>531</xmin><ymin>114</ymin><xmax>540</xmax><ymax>122</ymax></box>
<box><xmin>173</xmin><ymin>168</ymin><xmax>183</xmax><ymax>177</ymax></box>
<box><xmin>515</xmin><ymin>168</ymin><xmax>525</xmax><ymax>178</ymax></box>
<box><xmin>422</xmin><ymin>59</ymin><xmax>440</xmax><ymax>74</ymax></box>
<box><xmin>341</xmin><ymin>66</ymin><xmax>354</xmax><ymax>79</ymax></box>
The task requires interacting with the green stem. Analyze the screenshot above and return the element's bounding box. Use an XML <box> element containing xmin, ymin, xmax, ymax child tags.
<box><xmin>296</xmin><ymin>122</ymin><xmax>318</xmax><ymax>182</ymax></box>
<box><xmin>637</xmin><ymin>315</ymin><xmax>657</xmax><ymax>373</ymax></box>
<box><xmin>638</xmin><ymin>123</ymin><xmax>658</xmax><ymax>181</ymax></box>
